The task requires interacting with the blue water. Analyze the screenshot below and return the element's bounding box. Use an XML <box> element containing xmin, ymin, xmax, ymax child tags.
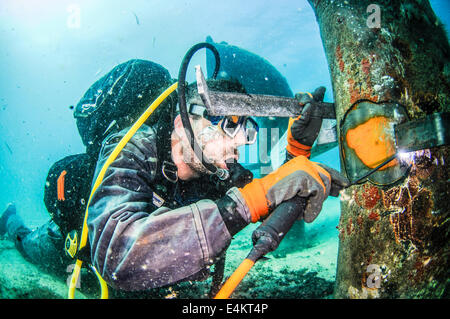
<box><xmin>0</xmin><ymin>0</ymin><xmax>449</xmax><ymax>251</ymax></box>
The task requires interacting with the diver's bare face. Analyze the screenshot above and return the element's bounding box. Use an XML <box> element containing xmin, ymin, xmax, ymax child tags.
<box><xmin>198</xmin><ymin>124</ymin><xmax>246</xmax><ymax>169</ymax></box>
<box><xmin>172</xmin><ymin>115</ymin><xmax>246</xmax><ymax>178</ymax></box>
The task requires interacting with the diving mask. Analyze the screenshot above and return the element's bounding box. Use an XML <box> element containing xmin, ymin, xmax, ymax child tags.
<box><xmin>219</xmin><ymin>116</ymin><xmax>259</xmax><ymax>145</ymax></box>
<box><xmin>189</xmin><ymin>103</ymin><xmax>259</xmax><ymax>145</ymax></box>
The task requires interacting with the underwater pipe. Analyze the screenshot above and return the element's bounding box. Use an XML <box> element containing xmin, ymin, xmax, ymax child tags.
<box><xmin>214</xmin><ymin>197</ymin><xmax>306</xmax><ymax>299</ymax></box>
<box><xmin>308</xmin><ymin>0</ymin><xmax>450</xmax><ymax>298</ymax></box>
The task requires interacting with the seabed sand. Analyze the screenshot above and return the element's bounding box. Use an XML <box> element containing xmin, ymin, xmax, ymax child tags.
<box><xmin>0</xmin><ymin>240</ymin><xmax>87</xmax><ymax>299</ymax></box>
<box><xmin>224</xmin><ymin>197</ymin><xmax>340</xmax><ymax>299</ymax></box>
<box><xmin>0</xmin><ymin>197</ymin><xmax>340</xmax><ymax>299</ymax></box>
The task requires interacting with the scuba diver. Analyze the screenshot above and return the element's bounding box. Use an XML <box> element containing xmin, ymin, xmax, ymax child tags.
<box><xmin>0</xmin><ymin>46</ymin><xmax>347</xmax><ymax>297</ymax></box>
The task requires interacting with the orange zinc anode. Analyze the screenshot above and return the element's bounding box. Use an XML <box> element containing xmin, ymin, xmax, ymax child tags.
<box><xmin>345</xmin><ymin>116</ymin><xmax>398</xmax><ymax>170</ymax></box>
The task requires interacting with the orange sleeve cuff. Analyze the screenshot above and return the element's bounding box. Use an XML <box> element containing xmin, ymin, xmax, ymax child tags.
<box><xmin>286</xmin><ymin>143</ymin><xmax>311</xmax><ymax>158</ymax></box>
<box><xmin>238</xmin><ymin>180</ymin><xmax>269</xmax><ymax>223</ymax></box>
<box><xmin>286</xmin><ymin>130</ymin><xmax>311</xmax><ymax>158</ymax></box>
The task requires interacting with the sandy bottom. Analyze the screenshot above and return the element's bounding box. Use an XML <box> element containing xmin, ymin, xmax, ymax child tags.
<box><xmin>222</xmin><ymin>210</ymin><xmax>340</xmax><ymax>299</ymax></box>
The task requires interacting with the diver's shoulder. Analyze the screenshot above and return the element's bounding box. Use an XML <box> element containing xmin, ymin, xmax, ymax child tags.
<box><xmin>116</xmin><ymin>123</ymin><xmax>157</xmax><ymax>140</ymax></box>
<box><xmin>101</xmin><ymin>124</ymin><xmax>158</xmax><ymax>149</ymax></box>
<box><xmin>129</xmin><ymin>123</ymin><xmax>158</xmax><ymax>140</ymax></box>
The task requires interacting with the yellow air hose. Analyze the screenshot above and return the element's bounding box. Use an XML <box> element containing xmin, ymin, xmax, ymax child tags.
<box><xmin>68</xmin><ymin>82</ymin><xmax>178</xmax><ymax>299</ymax></box>
<box><xmin>214</xmin><ymin>258</ymin><xmax>255</xmax><ymax>299</ymax></box>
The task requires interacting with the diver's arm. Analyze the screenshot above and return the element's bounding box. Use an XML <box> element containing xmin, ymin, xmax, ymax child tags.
<box><xmin>87</xmin><ymin>125</ymin><xmax>251</xmax><ymax>291</ymax></box>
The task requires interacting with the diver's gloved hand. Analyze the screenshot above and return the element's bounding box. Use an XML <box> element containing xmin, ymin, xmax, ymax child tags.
<box><xmin>287</xmin><ymin>86</ymin><xmax>326</xmax><ymax>158</ymax></box>
<box><xmin>238</xmin><ymin>155</ymin><xmax>347</xmax><ymax>223</ymax></box>
<box><xmin>212</xmin><ymin>159</ymin><xmax>253</xmax><ymax>193</ymax></box>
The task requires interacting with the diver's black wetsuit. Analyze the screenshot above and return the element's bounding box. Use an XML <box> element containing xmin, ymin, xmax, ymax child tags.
<box><xmin>2</xmin><ymin>123</ymin><xmax>252</xmax><ymax>290</ymax></box>
<box><xmin>87</xmin><ymin>123</ymin><xmax>252</xmax><ymax>290</ymax></box>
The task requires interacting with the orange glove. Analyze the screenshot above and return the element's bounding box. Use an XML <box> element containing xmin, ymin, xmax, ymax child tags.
<box><xmin>238</xmin><ymin>155</ymin><xmax>347</xmax><ymax>223</ymax></box>
<box><xmin>286</xmin><ymin>87</ymin><xmax>326</xmax><ymax>158</ymax></box>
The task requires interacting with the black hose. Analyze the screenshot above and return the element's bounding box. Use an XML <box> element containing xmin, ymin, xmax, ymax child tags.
<box><xmin>177</xmin><ymin>42</ymin><xmax>221</xmax><ymax>175</ymax></box>
<box><xmin>249</xmin><ymin>197</ymin><xmax>306</xmax><ymax>262</ymax></box>
<box><xmin>348</xmin><ymin>153</ymin><xmax>397</xmax><ymax>186</ymax></box>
